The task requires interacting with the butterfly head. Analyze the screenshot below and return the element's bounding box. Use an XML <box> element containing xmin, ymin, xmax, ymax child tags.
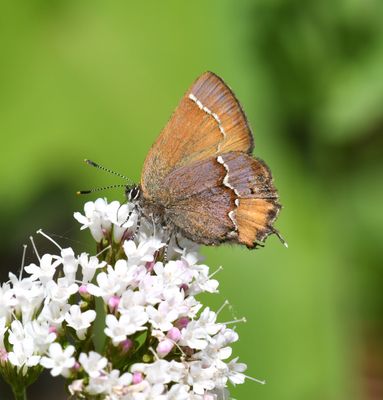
<box><xmin>125</xmin><ymin>185</ymin><xmax>141</xmax><ymax>202</ymax></box>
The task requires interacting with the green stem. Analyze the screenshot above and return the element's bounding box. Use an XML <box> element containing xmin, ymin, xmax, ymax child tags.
<box><xmin>12</xmin><ymin>386</ymin><xmax>27</xmax><ymax>400</ymax></box>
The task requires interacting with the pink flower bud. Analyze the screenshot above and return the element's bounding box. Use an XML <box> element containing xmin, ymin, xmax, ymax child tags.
<box><xmin>101</xmin><ymin>228</ymin><xmax>109</xmax><ymax>237</ymax></box>
<box><xmin>72</xmin><ymin>361</ymin><xmax>81</xmax><ymax>371</ymax></box>
<box><xmin>157</xmin><ymin>339</ymin><xmax>174</xmax><ymax>358</ymax></box>
<box><xmin>175</xmin><ymin>317</ymin><xmax>190</xmax><ymax>330</ymax></box>
<box><xmin>0</xmin><ymin>349</ymin><xmax>8</xmax><ymax>364</ymax></box>
<box><xmin>132</xmin><ymin>372</ymin><xmax>143</xmax><ymax>384</ymax></box>
<box><xmin>180</xmin><ymin>283</ymin><xmax>189</xmax><ymax>293</ymax></box>
<box><xmin>108</xmin><ymin>295</ymin><xmax>120</xmax><ymax>312</ymax></box>
<box><xmin>145</xmin><ymin>260</ymin><xmax>155</xmax><ymax>272</ymax></box>
<box><xmin>120</xmin><ymin>338</ymin><xmax>133</xmax><ymax>353</ymax></box>
<box><xmin>79</xmin><ymin>284</ymin><xmax>89</xmax><ymax>296</ymax></box>
<box><xmin>49</xmin><ymin>326</ymin><xmax>58</xmax><ymax>335</ymax></box>
<box><xmin>167</xmin><ymin>327</ymin><xmax>181</xmax><ymax>342</ymax></box>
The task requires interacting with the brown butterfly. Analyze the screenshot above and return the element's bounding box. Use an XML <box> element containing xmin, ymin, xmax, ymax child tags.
<box><xmin>84</xmin><ymin>72</ymin><xmax>284</xmax><ymax>248</ymax></box>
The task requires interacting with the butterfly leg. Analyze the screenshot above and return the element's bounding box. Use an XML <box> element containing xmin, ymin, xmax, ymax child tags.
<box><xmin>162</xmin><ymin>233</ymin><xmax>172</xmax><ymax>264</ymax></box>
<box><xmin>119</xmin><ymin>203</ymin><xmax>135</xmax><ymax>228</ymax></box>
<box><xmin>132</xmin><ymin>206</ymin><xmax>142</xmax><ymax>239</ymax></box>
<box><xmin>249</xmin><ymin>241</ymin><xmax>265</xmax><ymax>250</ymax></box>
<box><xmin>174</xmin><ymin>232</ymin><xmax>185</xmax><ymax>252</ymax></box>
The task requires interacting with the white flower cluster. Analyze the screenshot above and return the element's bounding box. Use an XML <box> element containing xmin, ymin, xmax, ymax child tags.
<box><xmin>0</xmin><ymin>198</ymin><xmax>248</xmax><ymax>399</ymax></box>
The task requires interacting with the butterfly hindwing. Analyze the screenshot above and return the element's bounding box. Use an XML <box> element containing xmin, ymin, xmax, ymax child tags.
<box><xmin>159</xmin><ymin>152</ymin><xmax>280</xmax><ymax>247</ymax></box>
<box><xmin>217</xmin><ymin>152</ymin><xmax>281</xmax><ymax>246</ymax></box>
<box><xmin>161</xmin><ymin>156</ymin><xmax>237</xmax><ymax>244</ymax></box>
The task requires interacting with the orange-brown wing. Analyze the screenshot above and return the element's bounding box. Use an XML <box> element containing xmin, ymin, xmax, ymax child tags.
<box><xmin>161</xmin><ymin>157</ymin><xmax>237</xmax><ymax>245</ymax></box>
<box><xmin>160</xmin><ymin>152</ymin><xmax>280</xmax><ymax>248</ymax></box>
<box><xmin>141</xmin><ymin>72</ymin><xmax>254</xmax><ymax>202</ymax></box>
<box><xmin>217</xmin><ymin>152</ymin><xmax>281</xmax><ymax>247</ymax></box>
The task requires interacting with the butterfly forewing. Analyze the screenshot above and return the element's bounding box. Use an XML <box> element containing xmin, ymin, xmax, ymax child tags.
<box><xmin>141</xmin><ymin>72</ymin><xmax>253</xmax><ymax>201</ymax></box>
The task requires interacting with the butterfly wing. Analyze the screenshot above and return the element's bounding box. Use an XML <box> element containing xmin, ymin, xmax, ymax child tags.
<box><xmin>141</xmin><ymin>72</ymin><xmax>254</xmax><ymax>202</ymax></box>
<box><xmin>217</xmin><ymin>152</ymin><xmax>281</xmax><ymax>246</ymax></box>
<box><xmin>162</xmin><ymin>152</ymin><xmax>280</xmax><ymax>247</ymax></box>
<box><xmin>161</xmin><ymin>157</ymin><xmax>237</xmax><ymax>244</ymax></box>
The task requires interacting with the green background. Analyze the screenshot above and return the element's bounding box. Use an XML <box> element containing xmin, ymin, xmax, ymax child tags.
<box><xmin>1</xmin><ymin>1</ymin><xmax>383</xmax><ymax>399</ymax></box>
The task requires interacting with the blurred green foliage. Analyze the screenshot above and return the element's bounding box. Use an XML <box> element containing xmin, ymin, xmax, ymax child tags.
<box><xmin>0</xmin><ymin>0</ymin><xmax>382</xmax><ymax>399</ymax></box>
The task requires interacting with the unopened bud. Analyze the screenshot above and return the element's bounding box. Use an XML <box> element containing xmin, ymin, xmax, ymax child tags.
<box><xmin>157</xmin><ymin>339</ymin><xmax>174</xmax><ymax>358</ymax></box>
<box><xmin>145</xmin><ymin>260</ymin><xmax>155</xmax><ymax>272</ymax></box>
<box><xmin>167</xmin><ymin>327</ymin><xmax>181</xmax><ymax>342</ymax></box>
<box><xmin>108</xmin><ymin>295</ymin><xmax>120</xmax><ymax>312</ymax></box>
<box><xmin>120</xmin><ymin>338</ymin><xmax>133</xmax><ymax>354</ymax></box>
<box><xmin>175</xmin><ymin>317</ymin><xmax>190</xmax><ymax>330</ymax></box>
<box><xmin>132</xmin><ymin>371</ymin><xmax>143</xmax><ymax>384</ymax></box>
<box><xmin>79</xmin><ymin>284</ymin><xmax>89</xmax><ymax>296</ymax></box>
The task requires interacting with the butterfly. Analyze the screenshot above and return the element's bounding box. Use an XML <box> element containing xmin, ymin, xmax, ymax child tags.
<box><xmin>83</xmin><ymin>72</ymin><xmax>284</xmax><ymax>249</ymax></box>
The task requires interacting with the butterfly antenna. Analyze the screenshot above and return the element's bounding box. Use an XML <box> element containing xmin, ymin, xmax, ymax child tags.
<box><xmin>84</xmin><ymin>159</ymin><xmax>131</xmax><ymax>181</ymax></box>
<box><xmin>77</xmin><ymin>184</ymin><xmax>127</xmax><ymax>195</ymax></box>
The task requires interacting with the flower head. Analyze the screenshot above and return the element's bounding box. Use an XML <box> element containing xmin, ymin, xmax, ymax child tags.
<box><xmin>0</xmin><ymin>198</ymin><xmax>251</xmax><ymax>398</ymax></box>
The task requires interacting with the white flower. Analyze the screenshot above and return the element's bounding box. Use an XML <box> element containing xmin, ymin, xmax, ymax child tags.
<box><xmin>127</xmin><ymin>382</ymin><xmax>166</xmax><ymax>399</ymax></box>
<box><xmin>123</xmin><ymin>237</ymin><xmax>165</xmax><ymax>267</ymax></box>
<box><xmin>87</xmin><ymin>271</ymin><xmax>121</xmax><ymax>301</ymax></box>
<box><xmin>86</xmin><ymin>369</ymin><xmax>132</xmax><ymax>396</ymax></box>
<box><xmin>79</xmin><ymin>253</ymin><xmax>106</xmax><ymax>283</ymax></box>
<box><xmin>0</xmin><ymin>283</ymin><xmax>15</xmax><ymax>320</ymax></box>
<box><xmin>65</xmin><ymin>305</ymin><xmax>96</xmax><ymax>340</ymax></box>
<box><xmin>24</xmin><ymin>320</ymin><xmax>56</xmax><ymax>353</ymax></box>
<box><xmin>131</xmin><ymin>360</ymin><xmax>173</xmax><ymax>385</ymax></box>
<box><xmin>104</xmin><ymin>308</ymin><xmax>148</xmax><ymax>345</ymax></box>
<box><xmin>107</xmin><ymin>259</ymin><xmax>136</xmax><ymax>294</ymax></box>
<box><xmin>8</xmin><ymin>320</ymin><xmax>26</xmax><ymax>346</ymax></box>
<box><xmin>179</xmin><ymin>320</ymin><xmax>210</xmax><ymax>350</ymax></box>
<box><xmin>8</xmin><ymin>273</ymin><xmax>45</xmax><ymax>321</ymax></box>
<box><xmin>188</xmin><ymin>265</ymin><xmax>219</xmax><ymax>295</ymax></box>
<box><xmin>8</xmin><ymin>337</ymin><xmax>41</xmax><ymax>375</ymax></box>
<box><xmin>104</xmin><ymin>315</ymin><xmax>126</xmax><ymax>345</ymax></box>
<box><xmin>226</xmin><ymin>357</ymin><xmax>247</xmax><ymax>385</ymax></box>
<box><xmin>79</xmin><ymin>351</ymin><xmax>108</xmax><ymax>378</ymax></box>
<box><xmin>167</xmin><ymin>384</ymin><xmax>190</xmax><ymax>400</ymax></box>
<box><xmin>154</xmin><ymin>260</ymin><xmax>194</xmax><ymax>288</ymax></box>
<box><xmin>74</xmin><ymin>198</ymin><xmax>112</xmax><ymax>242</ymax></box>
<box><xmin>205</xmin><ymin>388</ymin><xmax>230</xmax><ymax>400</ymax></box>
<box><xmin>138</xmin><ymin>274</ymin><xmax>164</xmax><ymax>305</ymax></box>
<box><xmin>68</xmin><ymin>379</ymin><xmax>84</xmax><ymax>396</ymax></box>
<box><xmin>0</xmin><ymin>317</ymin><xmax>7</xmax><ymax>349</ymax></box>
<box><xmin>146</xmin><ymin>301</ymin><xmax>179</xmax><ymax>332</ymax></box>
<box><xmin>45</xmin><ymin>277</ymin><xmax>78</xmax><ymax>305</ymax></box>
<box><xmin>39</xmin><ymin>301</ymin><xmax>70</xmax><ymax>327</ymax></box>
<box><xmin>24</xmin><ymin>254</ymin><xmax>60</xmax><ymax>284</ymax></box>
<box><xmin>119</xmin><ymin>289</ymin><xmax>146</xmax><ymax>313</ymax></box>
<box><xmin>187</xmin><ymin>362</ymin><xmax>216</xmax><ymax>395</ymax></box>
<box><xmin>60</xmin><ymin>248</ymin><xmax>79</xmax><ymax>282</ymax></box>
<box><xmin>197</xmin><ymin>308</ymin><xmax>222</xmax><ymax>336</ymax></box>
<box><xmin>107</xmin><ymin>201</ymin><xmax>138</xmax><ymax>242</ymax></box>
<box><xmin>40</xmin><ymin>342</ymin><xmax>75</xmax><ymax>377</ymax></box>
<box><xmin>86</xmin><ymin>374</ymin><xmax>110</xmax><ymax>395</ymax></box>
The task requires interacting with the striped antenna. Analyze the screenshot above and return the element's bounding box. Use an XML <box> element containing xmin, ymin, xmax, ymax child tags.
<box><xmin>77</xmin><ymin>184</ymin><xmax>127</xmax><ymax>195</ymax></box>
<box><xmin>84</xmin><ymin>159</ymin><xmax>131</xmax><ymax>181</ymax></box>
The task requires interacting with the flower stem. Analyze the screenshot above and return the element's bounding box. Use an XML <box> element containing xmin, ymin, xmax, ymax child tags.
<box><xmin>12</xmin><ymin>386</ymin><xmax>27</xmax><ymax>400</ymax></box>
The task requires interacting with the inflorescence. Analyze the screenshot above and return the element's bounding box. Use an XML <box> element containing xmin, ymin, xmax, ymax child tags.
<box><xmin>0</xmin><ymin>198</ymin><xmax>254</xmax><ymax>399</ymax></box>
